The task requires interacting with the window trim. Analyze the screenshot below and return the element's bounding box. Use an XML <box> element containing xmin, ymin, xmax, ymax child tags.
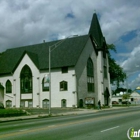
<box><xmin>6</xmin><ymin>80</ymin><xmax>12</xmax><ymax>93</ymax></box>
<box><xmin>87</xmin><ymin>58</ymin><xmax>94</xmax><ymax>93</ymax></box>
<box><xmin>6</xmin><ymin>100</ymin><xmax>12</xmax><ymax>107</ymax></box>
<box><xmin>42</xmin><ymin>78</ymin><xmax>49</xmax><ymax>91</ymax></box>
<box><xmin>60</xmin><ymin>81</ymin><xmax>68</xmax><ymax>91</ymax></box>
<box><xmin>20</xmin><ymin>65</ymin><xmax>32</xmax><ymax>93</ymax></box>
<box><xmin>61</xmin><ymin>67</ymin><xmax>68</xmax><ymax>73</ymax></box>
<box><xmin>87</xmin><ymin>58</ymin><xmax>94</xmax><ymax>77</ymax></box>
<box><xmin>61</xmin><ymin>99</ymin><xmax>67</xmax><ymax>107</ymax></box>
<box><xmin>104</xmin><ymin>65</ymin><xmax>108</xmax><ymax>79</ymax></box>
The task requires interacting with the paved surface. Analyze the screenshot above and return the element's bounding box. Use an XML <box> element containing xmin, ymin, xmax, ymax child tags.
<box><xmin>0</xmin><ymin>107</ymin><xmax>130</xmax><ymax>123</ymax></box>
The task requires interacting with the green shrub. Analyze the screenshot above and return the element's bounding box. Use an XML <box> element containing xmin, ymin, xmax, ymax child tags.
<box><xmin>0</xmin><ymin>109</ymin><xmax>26</xmax><ymax>117</ymax></box>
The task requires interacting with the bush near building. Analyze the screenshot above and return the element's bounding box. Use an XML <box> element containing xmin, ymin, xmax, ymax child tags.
<box><xmin>0</xmin><ymin>109</ymin><xmax>26</xmax><ymax>117</ymax></box>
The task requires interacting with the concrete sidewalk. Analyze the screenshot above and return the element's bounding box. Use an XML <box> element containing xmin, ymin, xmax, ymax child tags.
<box><xmin>0</xmin><ymin>107</ymin><xmax>131</xmax><ymax>123</ymax></box>
<box><xmin>0</xmin><ymin>109</ymin><xmax>96</xmax><ymax>123</ymax></box>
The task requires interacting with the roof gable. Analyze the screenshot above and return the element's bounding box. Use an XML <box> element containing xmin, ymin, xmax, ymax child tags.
<box><xmin>26</xmin><ymin>51</ymin><xmax>39</xmax><ymax>69</ymax></box>
<box><xmin>12</xmin><ymin>51</ymin><xmax>39</xmax><ymax>73</ymax></box>
<box><xmin>0</xmin><ymin>83</ymin><xmax>4</xmax><ymax>89</ymax></box>
<box><xmin>134</xmin><ymin>89</ymin><xmax>140</xmax><ymax>94</ymax></box>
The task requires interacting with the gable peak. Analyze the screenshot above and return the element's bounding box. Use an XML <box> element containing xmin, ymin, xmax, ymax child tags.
<box><xmin>89</xmin><ymin>13</ymin><xmax>104</xmax><ymax>48</ymax></box>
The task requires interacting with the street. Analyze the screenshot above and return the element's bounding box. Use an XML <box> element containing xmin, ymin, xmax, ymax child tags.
<box><xmin>0</xmin><ymin>107</ymin><xmax>140</xmax><ymax>140</ymax></box>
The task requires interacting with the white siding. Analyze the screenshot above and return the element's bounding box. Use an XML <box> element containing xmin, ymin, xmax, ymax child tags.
<box><xmin>0</xmin><ymin>53</ymin><xmax>76</xmax><ymax>108</ymax></box>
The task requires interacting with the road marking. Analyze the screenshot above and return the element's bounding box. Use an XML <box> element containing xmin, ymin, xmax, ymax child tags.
<box><xmin>1</xmin><ymin>111</ymin><xmax>139</xmax><ymax>139</ymax></box>
<box><xmin>19</xmin><ymin>129</ymin><xmax>29</xmax><ymax>132</ymax></box>
<box><xmin>101</xmin><ymin>126</ymin><xmax>120</xmax><ymax>133</ymax></box>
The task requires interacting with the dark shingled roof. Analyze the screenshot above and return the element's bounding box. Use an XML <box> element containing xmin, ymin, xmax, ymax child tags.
<box><xmin>89</xmin><ymin>13</ymin><xmax>104</xmax><ymax>48</ymax></box>
<box><xmin>0</xmin><ymin>83</ymin><xmax>4</xmax><ymax>89</ymax></box>
<box><xmin>0</xmin><ymin>35</ymin><xmax>89</xmax><ymax>75</ymax></box>
<box><xmin>0</xmin><ymin>13</ymin><xmax>106</xmax><ymax>76</ymax></box>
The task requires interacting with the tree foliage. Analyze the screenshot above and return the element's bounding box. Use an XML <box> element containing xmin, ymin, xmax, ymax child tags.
<box><xmin>122</xmin><ymin>93</ymin><xmax>130</xmax><ymax>100</ymax></box>
<box><xmin>113</xmin><ymin>88</ymin><xmax>132</xmax><ymax>95</ymax></box>
<box><xmin>107</xmin><ymin>44</ymin><xmax>127</xmax><ymax>88</ymax></box>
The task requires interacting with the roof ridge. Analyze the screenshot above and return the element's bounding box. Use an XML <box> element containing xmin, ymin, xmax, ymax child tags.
<box><xmin>6</xmin><ymin>35</ymin><xmax>87</xmax><ymax>51</ymax></box>
<box><xmin>0</xmin><ymin>34</ymin><xmax>90</xmax><ymax>75</ymax></box>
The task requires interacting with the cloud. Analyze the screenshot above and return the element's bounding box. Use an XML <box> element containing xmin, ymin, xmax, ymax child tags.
<box><xmin>101</xmin><ymin>1</ymin><xmax>140</xmax><ymax>44</ymax></box>
<box><xmin>120</xmin><ymin>45</ymin><xmax>140</xmax><ymax>89</ymax></box>
<box><xmin>0</xmin><ymin>0</ymin><xmax>140</xmax><ymax>52</ymax></box>
<box><xmin>0</xmin><ymin>0</ymin><xmax>94</xmax><ymax>51</ymax></box>
<box><xmin>121</xmin><ymin>45</ymin><xmax>140</xmax><ymax>71</ymax></box>
<box><xmin>0</xmin><ymin>0</ymin><xmax>140</xmax><ymax>90</ymax></box>
<box><xmin>128</xmin><ymin>73</ymin><xmax>140</xmax><ymax>90</ymax></box>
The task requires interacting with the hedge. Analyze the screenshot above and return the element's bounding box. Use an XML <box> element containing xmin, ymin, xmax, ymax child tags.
<box><xmin>0</xmin><ymin>109</ymin><xmax>26</xmax><ymax>117</ymax></box>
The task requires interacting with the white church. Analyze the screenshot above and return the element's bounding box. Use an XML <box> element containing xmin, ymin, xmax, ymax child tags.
<box><xmin>0</xmin><ymin>13</ymin><xmax>111</xmax><ymax>108</ymax></box>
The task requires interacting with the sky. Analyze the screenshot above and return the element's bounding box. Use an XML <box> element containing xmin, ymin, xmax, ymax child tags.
<box><xmin>0</xmin><ymin>0</ymin><xmax>140</xmax><ymax>90</ymax></box>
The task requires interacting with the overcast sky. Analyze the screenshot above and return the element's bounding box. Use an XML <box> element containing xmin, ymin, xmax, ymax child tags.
<box><xmin>0</xmin><ymin>0</ymin><xmax>140</xmax><ymax>90</ymax></box>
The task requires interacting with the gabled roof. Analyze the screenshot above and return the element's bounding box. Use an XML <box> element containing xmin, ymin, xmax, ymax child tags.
<box><xmin>134</xmin><ymin>89</ymin><xmax>140</xmax><ymax>94</ymax></box>
<box><xmin>26</xmin><ymin>51</ymin><xmax>39</xmax><ymax>69</ymax></box>
<box><xmin>0</xmin><ymin>83</ymin><xmax>4</xmax><ymax>89</ymax></box>
<box><xmin>0</xmin><ymin>13</ymin><xmax>106</xmax><ymax>76</ymax></box>
<box><xmin>0</xmin><ymin>35</ymin><xmax>90</xmax><ymax>75</ymax></box>
<box><xmin>89</xmin><ymin>13</ymin><xmax>104</xmax><ymax>48</ymax></box>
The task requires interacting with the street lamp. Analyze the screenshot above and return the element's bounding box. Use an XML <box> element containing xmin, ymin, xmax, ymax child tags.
<box><xmin>47</xmin><ymin>35</ymin><xmax>77</xmax><ymax>116</ymax></box>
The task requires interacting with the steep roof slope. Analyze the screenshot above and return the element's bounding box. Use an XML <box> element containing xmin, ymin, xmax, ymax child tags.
<box><xmin>0</xmin><ymin>83</ymin><xmax>4</xmax><ymax>89</ymax></box>
<box><xmin>0</xmin><ymin>35</ymin><xmax>89</xmax><ymax>75</ymax></box>
<box><xmin>89</xmin><ymin>13</ymin><xmax>104</xmax><ymax>48</ymax></box>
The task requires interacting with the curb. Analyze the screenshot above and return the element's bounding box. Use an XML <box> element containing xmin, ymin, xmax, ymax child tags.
<box><xmin>0</xmin><ymin>106</ymin><xmax>136</xmax><ymax>123</ymax></box>
<box><xmin>0</xmin><ymin>110</ymin><xmax>96</xmax><ymax>123</ymax></box>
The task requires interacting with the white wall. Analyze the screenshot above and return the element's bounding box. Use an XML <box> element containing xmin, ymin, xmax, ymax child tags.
<box><xmin>131</xmin><ymin>92</ymin><xmax>140</xmax><ymax>104</ymax></box>
<box><xmin>0</xmin><ymin>53</ymin><xmax>76</xmax><ymax>108</ymax></box>
<box><xmin>97</xmin><ymin>51</ymin><xmax>111</xmax><ymax>106</ymax></box>
<box><xmin>97</xmin><ymin>51</ymin><xmax>104</xmax><ymax>104</ymax></box>
<box><xmin>0</xmin><ymin>75</ymin><xmax>15</xmax><ymax>107</ymax></box>
<box><xmin>39</xmin><ymin>67</ymin><xmax>76</xmax><ymax>108</ymax></box>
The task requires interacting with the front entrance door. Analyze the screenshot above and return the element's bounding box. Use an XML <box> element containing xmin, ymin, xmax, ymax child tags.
<box><xmin>20</xmin><ymin>100</ymin><xmax>25</xmax><ymax>107</ymax></box>
<box><xmin>42</xmin><ymin>99</ymin><xmax>49</xmax><ymax>108</ymax></box>
<box><xmin>28</xmin><ymin>100</ymin><xmax>33</xmax><ymax>108</ymax></box>
<box><xmin>79</xmin><ymin>99</ymin><xmax>83</xmax><ymax>108</ymax></box>
<box><xmin>61</xmin><ymin>99</ymin><xmax>67</xmax><ymax>107</ymax></box>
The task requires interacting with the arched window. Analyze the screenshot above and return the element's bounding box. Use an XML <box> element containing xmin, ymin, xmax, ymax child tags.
<box><xmin>6</xmin><ymin>100</ymin><xmax>12</xmax><ymax>107</ymax></box>
<box><xmin>60</xmin><ymin>81</ymin><xmax>68</xmax><ymax>91</ymax></box>
<box><xmin>42</xmin><ymin>78</ymin><xmax>49</xmax><ymax>91</ymax></box>
<box><xmin>20</xmin><ymin>65</ymin><xmax>32</xmax><ymax>93</ymax></box>
<box><xmin>5</xmin><ymin>80</ymin><xmax>12</xmax><ymax>93</ymax></box>
<box><xmin>87</xmin><ymin>58</ymin><xmax>94</xmax><ymax>92</ymax></box>
<box><xmin>87</xmin><ymin>58</ymin><xmax>94</xmax><ymax>77</ymax></box>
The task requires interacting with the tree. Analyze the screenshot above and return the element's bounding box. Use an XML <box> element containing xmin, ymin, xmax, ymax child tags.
<box><xmin>113</xmin><ymin>88</ymin><xmax>132</xmax><ymax>95</ymax></box>
<box><xmin>122</xmin><ymin>93</ymin><xmax>130</xmax><ymax>100</ymax></box>
<box><xmin>122</xmin><ymin>93</ymin><xmax>130</xmax><ymax>105</ymax></box>
<box><xmin>107</xmin><ymin>44</ymin><xmax>126</xmax><ymax>88</ymax></box>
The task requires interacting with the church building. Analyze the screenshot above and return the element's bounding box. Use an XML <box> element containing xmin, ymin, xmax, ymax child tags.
<box><xmin>0</xmin><ymin>13</ymin><xmax>111</xmax><ymax>108</ymax></box>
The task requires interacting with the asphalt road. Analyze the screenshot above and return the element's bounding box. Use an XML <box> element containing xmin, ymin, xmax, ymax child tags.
<box><xmin>0</xmin><ymin>107</ymin><xmax>140</xmax><ymax>140</ymax></box>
